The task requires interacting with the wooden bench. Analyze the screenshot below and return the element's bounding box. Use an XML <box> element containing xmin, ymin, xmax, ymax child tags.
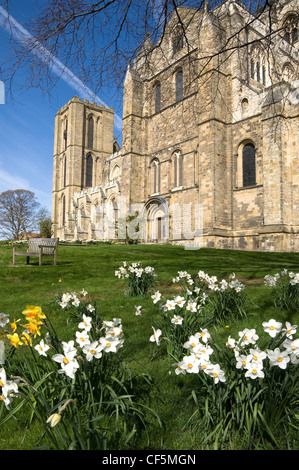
<box><xmin>13</xmin><ymin>238</ymin><xmax>59</xmax><ymax>266</ymax></box>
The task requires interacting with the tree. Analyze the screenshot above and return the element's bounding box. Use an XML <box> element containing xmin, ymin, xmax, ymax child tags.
<box><xmin>0</xmin><ymin>189</ymin><xmax>40</xmax><ymax>240</ymax></box>
<box><xmin>1</xmin><ymin>0</ymin><xmax>289</xmax><ymax>103</ymax></box>
<box><xmin>36</xmin><ymin>207</ymin><xmax>53</xmax><ymax>238</ymax></box>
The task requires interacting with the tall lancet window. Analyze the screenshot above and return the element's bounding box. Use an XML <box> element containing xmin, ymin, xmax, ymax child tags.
<box><xmin>62</xmin><ymin>195</ymin><xmax>66</xmax><ymax>226</ymax></box>
<box><xmin>86</xmin><ymin>154</ymin><xmax>93</xmax><ymax>187</ymax></box>
<box><xmin>88</xmin><ymin>116</ymin><xmax>94</xmax><ymax>149</ymax></box>
<box><xmin>175</xmin><ymin>69</ymin><xmax>183</xmax><ymax>102</ymax></box>
<box><xmin>63</xmin><ymin>119</ymin><xmax>68</xmax><ymax>150</ymax></box>
<box><xmin>155</xmin><ymin>82</ymin><xmax>161</xmax><ymax>113</ymax></box>
<box><xmin>63</xmin><ymin>155</ymin><xmax>67</xmax><ymax>187</ymax></box>
<box><xmin>151</xmin><ymin>158</ymin><xmax>160</xmax><ymax>194</ymax></box>
<box><xmin>242</xmin><ymin>143</ymin><xmax>256</xmax><ymax>187</ymax></box>
<box><xmin>173</xmin><ymin>150</ymin><xmax>183</xmax><ymax>187</ymax></box>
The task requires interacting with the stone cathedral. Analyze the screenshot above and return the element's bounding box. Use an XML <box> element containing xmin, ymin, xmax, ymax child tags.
<box><xmin>52</xmin><ymin>0</ymin><xmax>299</xmax><ymax>252</ymax></box>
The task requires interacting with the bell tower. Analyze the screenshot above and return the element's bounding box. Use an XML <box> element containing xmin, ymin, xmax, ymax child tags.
<box><xmin>52</xmin><ymin>96</ymin><xmax>114</xmax><ymax>240</ymax></box>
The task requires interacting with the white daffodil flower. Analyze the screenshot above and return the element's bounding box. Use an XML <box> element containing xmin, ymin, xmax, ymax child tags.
<box><xmin>267</xmin><ymin>348</ymin><xmax>290</xmax><ymax>369</ymax></box>
<box><xmin>262</xmin><ymin>319</ymin><xmax>282</xmax><ymax>338</ymax></box>
<box><xmin>83</xmin><ymin>341</ymin><xmax>103</xmax><ymax>361</ymax></box>
<box><xmin>149</xmin><ymin>327</ymin><xmax>162</xmax><ymax>346</ymax></box>
<box><xmin>34</xmin><ymin>339</ymin><xmax>50</xmax><ymax>357</ymax></box>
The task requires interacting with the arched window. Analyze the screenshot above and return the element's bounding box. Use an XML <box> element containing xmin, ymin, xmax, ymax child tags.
<box><xmin>87</xmin><ymin>116</ymin><xmax>94</xmax><ymax>149</ymax></box>
<box><xmin>62</xmin><ymin>195</ymin><xmax>66</xmax><ymax>226</ymax></box>
<box><xmin>250</xmin><ymin>46</ymin><xmax>266</xmax><ymax>85</ymax></box>
<box><xmin>86</xmin><ymin>154</ymin><xmax>93</xmax><ymax>187</ymax></box>
<box><xmin>282</xmin><ymin>63</ymin><xmax>295</xmax><ymax>82</ymax></box>
<box><xmin>175</xmin><ymin>69</ymin><xmax>183</xmax><ymax>102</ymax></box>
<box><xmin>283</xmin><ymin>15</ymin><xmax>298</xmax><ymax>45</ymax></box>
<box><xmin>173</xmin><ymin>150</ymin><xmax>183</xmax><ymax>187</ymax></box>
<box><xmin>242</xmin><ymin>143</ymin><xmax>256</xmax><ymax>187</ymax></box>
<box><xmin>63</xmin><ymin>119</ymin><xmax>68</xmax><ymax>150</ymax></box>
<box><xmin>111</xmin><ymin>164</ymin><xmax>121</xmax><ymax>181</ymax></box>
<box><xmin>172</xmin><ymin>26</ymin><xmax>183</xmax><ymax>55</ymax></box>
<box><xmin>151</xmin><ymin>158</ymin><xmax>160</xmax><ymax>194</ymax></box>
<box><xmin>154</xmin><ymin>82</ymin><xmax>161</xmax><ymax>113</ymax></box>
<box><xmin>63</xmin><ymin>155</ymin><xmax>67</xmax><ymax>187</ymax></box>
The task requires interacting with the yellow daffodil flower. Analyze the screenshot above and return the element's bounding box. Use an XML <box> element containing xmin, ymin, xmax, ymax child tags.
<box><xmin>24</xmin><ymin>320</ymin><xmax>42</xmax><ymax>338</ymax></box>
<box><xmin>21</xmin><ymin>332</ymin><xmax>33</xmax><ymax>347</ymax></box>
<box><xmin>10</xmin><ymin>319</ymin><xmax>21</xmax><ymax>333</ymax></box>
<box><xmin>22</xmin><ymin>305</ymin><xmax>46</xmax><ymax>322</ymax></box>
<box><xmin>7</xmin><ymin>333</ymin><xmax>23</xmax><ymax>348</ymax></box>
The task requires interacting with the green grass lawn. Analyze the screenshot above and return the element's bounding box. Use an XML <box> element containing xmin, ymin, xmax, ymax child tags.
<box><xmin>0</xmin><ymin>242</ymin><xmax>299</xmax><ymax>450</ymax></box>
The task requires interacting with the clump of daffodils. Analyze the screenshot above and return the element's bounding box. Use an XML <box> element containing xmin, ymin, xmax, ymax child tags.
<box><xmin>264</xmin><ymin>269</ymin><xmax>299</xmax><ymax>310</ymax></box>
<box><xmin>115</xmin><ymin>261</ymin><xmax>157</xmax><ymax>296</ymax></box>
<box><xmin>168</xmin><ymin>318</ymin><xmax>299</xmax><ymax>385</ymax></box>
<box><xmin>52</xmin><ymin>316</ymin><xmax>124</xmax><ymax>379</ymax></box>
<box><xmin>0</xmin><ymin>305</ymin><xmax>47</xmax><ymax>354</ymax></box>
<box><xmin>226</xmin><ymin>319</ymin><xmax>298</xmax><ymax>379</ymax></box>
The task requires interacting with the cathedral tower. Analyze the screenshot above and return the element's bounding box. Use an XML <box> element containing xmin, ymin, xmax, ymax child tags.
<box><xmin>52</xmin><ymin>97</ymin><xmax>114</xmax><ymax>240</ymax></box>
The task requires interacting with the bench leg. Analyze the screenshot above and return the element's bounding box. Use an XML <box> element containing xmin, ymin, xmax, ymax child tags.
<box><xmin>39</xmin><ymin>252</ymin><xmax>42</xmax><ymax>267</ymax></box>
<box><xmin>26</xmin><ymin>256</ymin><xmax>30</xmax><ymax>265</ymax></box>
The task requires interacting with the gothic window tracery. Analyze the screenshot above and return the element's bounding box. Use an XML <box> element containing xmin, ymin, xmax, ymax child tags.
<box><xmin>250</xmin><ymin>46</ymin><xmax>267</xmax><ymax>85</ymax></box>
<box><xmin>283</xmin><ymin>15</ymin><xmax>298</xmax><ymax>45</ymax></box>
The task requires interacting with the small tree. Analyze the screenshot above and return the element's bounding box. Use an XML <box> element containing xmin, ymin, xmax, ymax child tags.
<box><xmin>36</xmin><ymin>207</ymin><xmax>53</xmax><ymax>238</ymax></box>
<box><xmin>0</xmin><ymin>189</ymin><xmax>40</xmax><ymax>240</ymax></box>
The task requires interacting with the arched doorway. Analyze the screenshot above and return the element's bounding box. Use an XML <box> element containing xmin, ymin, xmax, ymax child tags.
<box><xmin>143</xmin><ymin>197</ymin><xmax>169</xmax><ymax>243</ymax></box>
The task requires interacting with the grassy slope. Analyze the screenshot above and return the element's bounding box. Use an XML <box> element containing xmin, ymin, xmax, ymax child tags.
<box><xmin>0</xmin><ymin>243</ymin><xmax>298</xmax><ymax>449</ymax></box>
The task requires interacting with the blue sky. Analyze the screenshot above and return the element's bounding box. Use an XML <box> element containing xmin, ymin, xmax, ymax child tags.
<box><xmin>0</xmin><ymin>0</ymin><xmax>124</xmax><ymax>213</ymax></box>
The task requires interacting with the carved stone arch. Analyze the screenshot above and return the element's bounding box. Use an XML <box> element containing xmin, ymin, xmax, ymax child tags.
<box><xmin>282</xmin><ymin>62</ymin><xmax>296</xmax><ymax>82</ymax></box>
<box><xmin>143</xmin><ymin>196</ymin><xmax>169</xmax><ymax>243</ymax></box>
<box><xmin>110</xmin><ymin>163</ymin><xmax>121</xmax><ymax>181</ymax></box>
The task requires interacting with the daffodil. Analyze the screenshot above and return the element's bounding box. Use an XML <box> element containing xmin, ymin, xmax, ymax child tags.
<box><xmin>78</xmin><ymin>314</ymin><xmax>92</xmax><ymax>332</ymax></box>
<box><xmin>149</xmin><ymin>327</ymin><xmax>162</xmax><ymax>346</ymax></box>
<box><xmin>206</xmin><ymin>363</ymin><xmax>226</xmax><ymax>384</ymax></box>
<box><xmin>245</xmin><ymin>361</ymin><xmax>264</xmax><ymax>379</ymax></box>
<box><xmin>75</xmin><ymin>330</ymin><xmax>90</xmax><ymax>347</ymax></box>
<box><xmin>267</xmin><ymin>348</ymin><xmax>290</xmax><ymax>369</ymax></box>
<box><xmin>52</xmin><ymin>340</ymin><xmax>79</xmax><ymax>378</ymax></box>
<box><xmin>34</xmin><ymin>339</ymin><xmax>50</xmax><ymax>357</ymax></box>
<box><xmin>0</xmin><ymin>313</ymin><xmax>9</xmax><ymax>328</ymax></box>
<box><xmin>10</xmin><ymin>319</ymin><xmax>20</xmax><ymax>333</ymax></box>
<box><xmin>47</xmin><ymin>413</ymin><xmax>61</xmax><ymax>428</ymax></box>
<box><xmin>83</xmin><ymin>341</ymin><xmax>103</xmax><ymax>361</ymax></box>
<box><xmin>24</xmin><ymin>319</ymin><xmax>43</xmax><ymax>338</ymax></box>
<box><xmin>21</xmin><ymin>332</ymin><xmax>33</xmax><ymax>346</ymax></box>
<box><xmin>262</xmin><ymin>319</ymin><xmax>282</xmax><ymax>338</ymax></box>
<box><xmin>22</xmin><ymin>305</ymin><xmax>46</xmax><ymax>322</ymax></box>
<box><xmin>7</xmin><ymin>333</ymin><xmax>23</xmax><ymax>348</ymax></box>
